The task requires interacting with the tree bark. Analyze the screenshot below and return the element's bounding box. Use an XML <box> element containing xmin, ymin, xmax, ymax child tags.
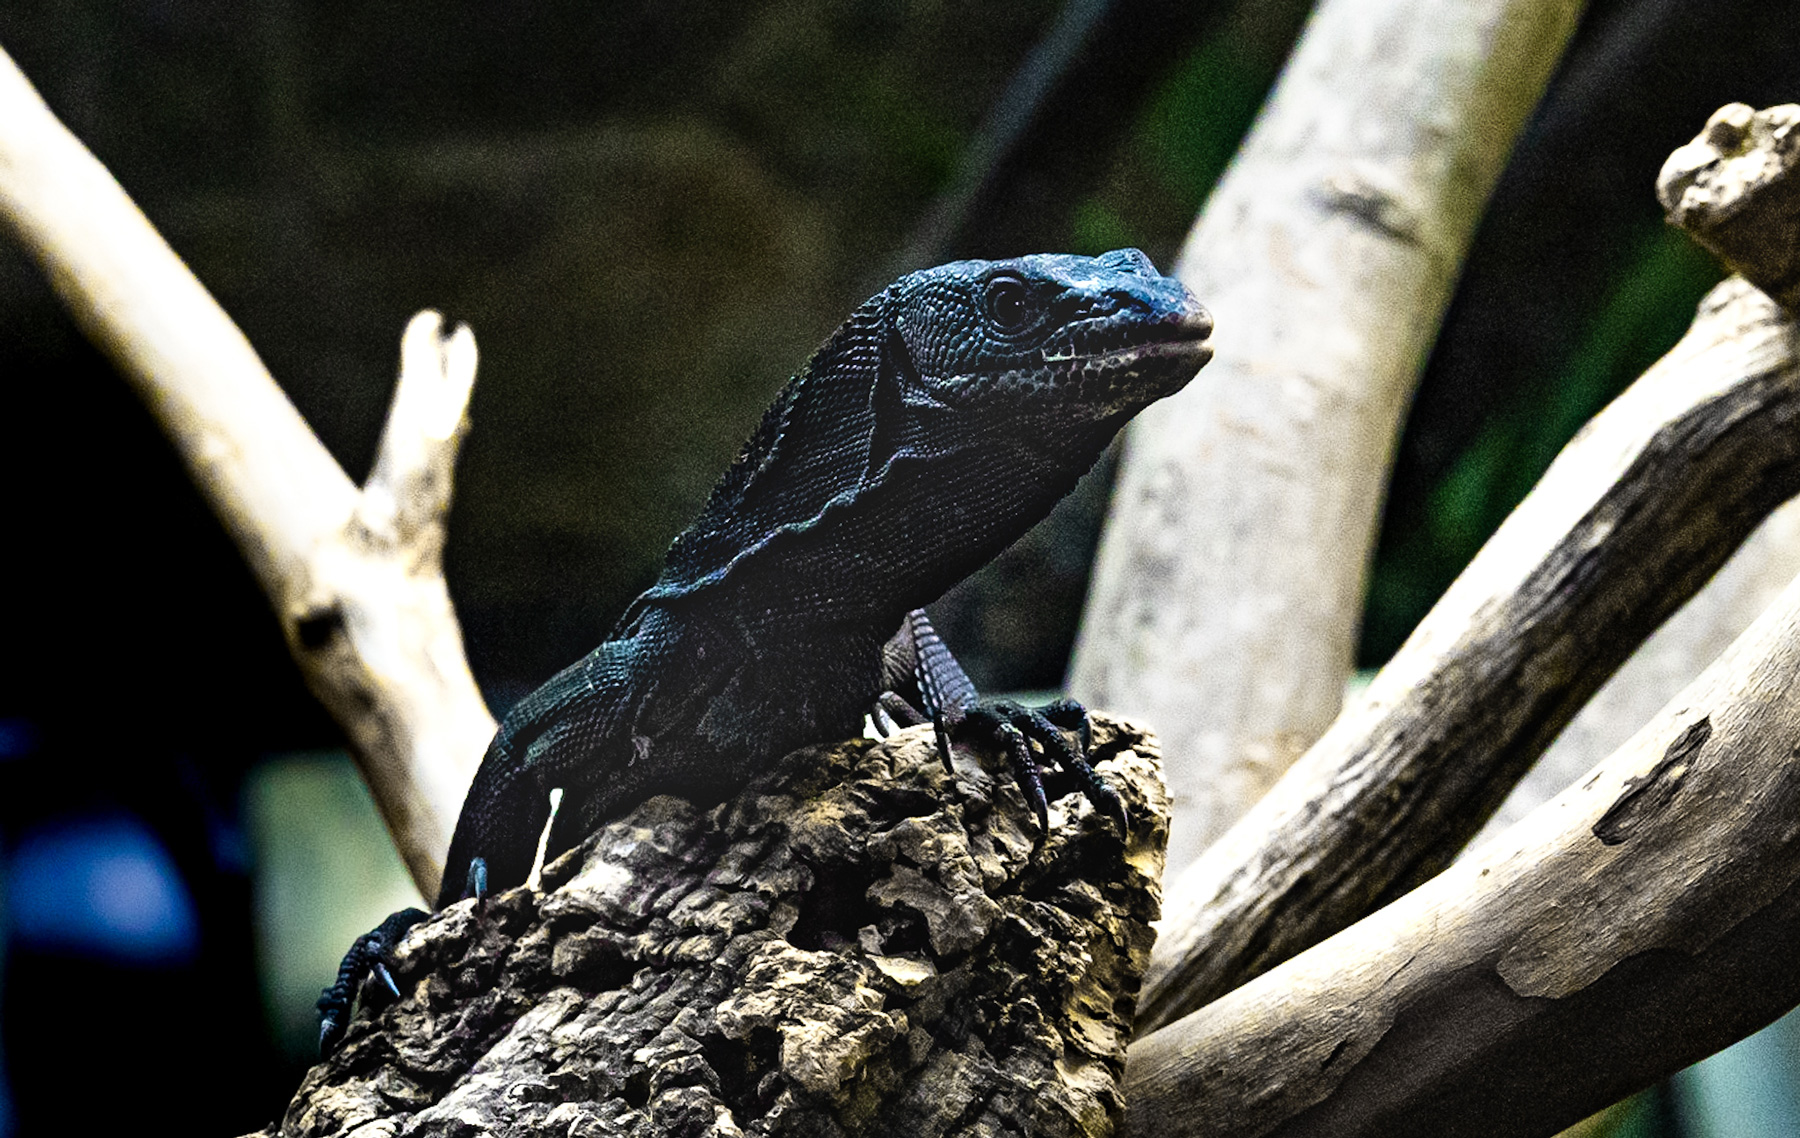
<box><xmin>1069</xmin><ymin>0</ymin><xmax>1588</xmax><ymax>878</ymax></box>
<box><xmin>0</xmin><ymin>45</ymin><xmax>493</xmax><ymax>900</ymax></box>
<box><xmin>1126</xmin><ymin>563</ymin><xmax>1800</xmax><ymax>1138</ymax></box>
<box><xmin>1476</xmin><ymin>497</ymin><xmax>1800</xmax><ymax>845</ymax></box>
<box><xmin>253</xmin><ymin>716</ymin><xmax>1169</xmax><ymax>1138</ymax></box>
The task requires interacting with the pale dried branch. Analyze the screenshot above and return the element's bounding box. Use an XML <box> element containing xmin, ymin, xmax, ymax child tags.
<box><xmin>1481</xmin><ymin>106</ymin><xmax>1800</xmax><ymax>838</ymax></box>
<box><xmin>1137</xmin><ymin>275</ymin><xmax>1800</xmax><ymax>1032</ymax></box>
<box><xmin>1127</xmin><ymin>567</ymin><xmax>1800</xmax><ymax>1138</ymax></box>
<box><xmin>1069</xmin><ymin>0</ymin><xmax>1589</xmax><ymax>876</ymax></box>
<box><xmin>1125</xmin><ymin>110</ymin><xmax>1800</xmax><ymax>1124</ymax></box>
<box><xmin>1139</xmin><ymin>100</ymin><xmax>1800</xmax><ymax>1034</ymax></box>
<box><xmin>0</xmin><ymin>45</ymin><xmax>492</xmax><ymax>900</ymax></box>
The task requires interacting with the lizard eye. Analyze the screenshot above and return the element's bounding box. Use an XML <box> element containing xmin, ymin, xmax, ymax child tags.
<box><xmin>983</xmin><ymin>276</ymin><xmax>1033</xmax><ymax>333</ymax></box>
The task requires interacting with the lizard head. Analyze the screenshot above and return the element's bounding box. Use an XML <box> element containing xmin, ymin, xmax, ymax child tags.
<box><xmin>884</xmin><ymin>247</ymin><xmax>1213</xmax><ymax>424</ymax></box>
<box><xmin>643</xmin><ymin>249</ymin><xmax>1209</xmax><ymax>609</ymax></box>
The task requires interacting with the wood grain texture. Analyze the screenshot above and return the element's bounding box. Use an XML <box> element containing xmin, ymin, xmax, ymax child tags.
<box><xmin>256</xmin><ymin>716</ymin><xmax>1168</xmax><ymax>1138</ymax></box>
<box><xmin>1126</xmin><ymin>569</ymin><xmax>1800</xmax><ymax>1137</ymax></box>
<box><xmin>1139</xmin><ymin>274</ymin><xmax>1800</xmax><ymax>1032</ymax></box>
<box><xmin>1481</xmin><ymin>103</ymin><xmax>1800</xmax><ymax>836</ymax></box>
<box><xmin>1473</xmin><ymin>497</ymin><xmax>1800</xmax><ymax>847</ymax></box>
<box><xmin>1069</xmin><ymin>0</ymin><xmax>1587</xmax><ymax>877</ymax></box>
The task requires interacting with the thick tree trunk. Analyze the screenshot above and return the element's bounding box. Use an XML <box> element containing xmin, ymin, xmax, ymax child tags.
<box><xmin>253</xmin><ymin>716</ymin><xmax>1169</xmax><ymax>1138</ymax></box>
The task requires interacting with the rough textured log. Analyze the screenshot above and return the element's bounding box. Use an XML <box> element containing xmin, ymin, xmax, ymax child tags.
<box><xmin>1138</xmin><ymin>274</ymin><xmax>1800</xmax><ymax>1032</ymax></box>
<box><xmin>0</xmin><ymin>47</ymin><xmax>492</xmax><ymax>898</ymax></box>
<box><xmin>1126</xmin><ymin>565</ymin><xmax>1800</xmax><ymax>1138</ymax></box>
<box><xmin>254</xmin><ymin>715</ymin><xmax>1168</xmax><ymax>1138</ymax></box>
<box><xmin>1069</xmin><ymin>0</ymin><xmax>1587</xmax><ymax>876</ymax></box>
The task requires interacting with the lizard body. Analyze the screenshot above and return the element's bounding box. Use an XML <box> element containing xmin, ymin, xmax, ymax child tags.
<box><xmin>318</xmin><ymin>248</ymin><xmax>1211</xmax><ymax>1051</ymax></box>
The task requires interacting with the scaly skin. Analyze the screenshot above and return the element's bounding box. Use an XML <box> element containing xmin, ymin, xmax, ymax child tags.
<box><xmin>318</xmin><ymin>247</ymin><xmax>1212</xmax><ymax>1053</ymax></box>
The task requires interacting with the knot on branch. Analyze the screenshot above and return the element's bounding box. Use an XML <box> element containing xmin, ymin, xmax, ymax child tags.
<box><xmin>1659</xmin><ymin>103</ymin><xmax>1800</xmax><ymax>310</ymax></box>
<box><xmin>261</xmin><ymin>714</ymin><xmax>1168</xmax><ymax>1138</ymax></box>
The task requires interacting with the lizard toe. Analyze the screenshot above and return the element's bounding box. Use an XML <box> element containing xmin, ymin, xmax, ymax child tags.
<box><xmin>316</xmin><ymin>906</ymin><xmax>430</xmax><ymax>1056</ymax></box>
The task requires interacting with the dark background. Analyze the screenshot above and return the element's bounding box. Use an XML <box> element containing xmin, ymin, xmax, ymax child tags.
<box><xmin>0</xmin><ymin>0</ymin><xmax>1796</xmax><ymax>1132</ymax></box>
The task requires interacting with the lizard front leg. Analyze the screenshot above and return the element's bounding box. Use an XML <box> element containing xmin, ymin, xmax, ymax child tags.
<box><xmin>317</xmin><ymin>646</ymin><xmax>638</xmax><ymax>1053</ymax></box>
<box><xmin>880</xmin><ymin>608</ymin><xmax>1127</xmax><ymax>832</ymax></box>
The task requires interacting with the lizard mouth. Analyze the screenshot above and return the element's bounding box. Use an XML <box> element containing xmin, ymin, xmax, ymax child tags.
<box><xmin>1045</xmin><ymin>306</ymin><xmax>1214</xmax><ymax>368</ymax></box>
<box><xmin>1094</xmin><ymin>330</ymin><xmax>1214</xmax><ymax>370</ymax></box>
<box><xmin>1059</xmin><ymin>307</ymin><xmax>1215</xmax><ymax>383</ymax></box>
<box><xmin>943</xmin><ymin>303</ymin><xmax>1213</xmax><ymax>408</ymax></box>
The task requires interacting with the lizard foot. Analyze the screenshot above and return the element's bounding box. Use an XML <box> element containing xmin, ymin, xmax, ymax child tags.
<box><xmin>315</xmin><ymin>857</ymin><xmax>488</xmax><ymax>1055</ymax></box>
<box><xmin>316</xmin><ymin>906</ymin><xmax>429</xmax><ymax>1055</ymax></box>
<box><xmin>945</xmin><ymin>697</ymin><xmax>1128</xmax><ymax>834</ymax></box>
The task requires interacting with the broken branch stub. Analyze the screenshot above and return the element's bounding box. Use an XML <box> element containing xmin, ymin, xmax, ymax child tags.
<box><xmin>0</xmin><ymin>46</ymin><xmax>493</xmax><ymax>899</ymax></box>
<box><xmin>255</xmin><ymin>715</ymin><xmax>1169</xmax><ymax>1138</ymax></box>
<box><xmin>1659</xmin><ymin>103</ymin><xmax>1800</xmax><ymax>311</ymax></box>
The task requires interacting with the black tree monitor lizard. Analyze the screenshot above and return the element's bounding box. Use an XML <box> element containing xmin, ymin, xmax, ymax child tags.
<box><xmin>318</xmin><ymin>247</ymin><xmax>1214</xmax><ymax>1052</ymax></box>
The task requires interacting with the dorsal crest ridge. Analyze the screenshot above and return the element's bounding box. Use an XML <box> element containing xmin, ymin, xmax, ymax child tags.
<box><xmin>644</xmin><ymin>292</ymin><xmax>893</xmax><ymax>604</ymax></box>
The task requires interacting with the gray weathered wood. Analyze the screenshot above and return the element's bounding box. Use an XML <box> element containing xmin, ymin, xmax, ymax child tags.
<box><xmin>1069</xmin><ymin>0</ymin><xmax>1587</xmax><ymax>877</ymax></box>
<box><xmin>0</xmin><ymin>46</ymin><xmax>492</xmax><ymax>900</ymax></box>
<box><xmin>253</xmin><ymin>716</ymin><xmax>1168</xmax><ymax>1138</ymax></box>
<box><xmin>1127</xmin><ymin>566</ymin><xmax>1800</xmax><ymax>1137</ymax></box>
<box><xmin>1138</xmin><ymin>274</ymin><xmax>1800</xmax><ymax>1033</ymax></box>
<box><xmin>1475</xmin><ymin>498</ymin><xmax>1800</xmax><ymax>846</ymax></box>
<box><xmin>1473</xmin><ymin>109</ymin><xmax>1800</xmax><ymax>838</ymax></box>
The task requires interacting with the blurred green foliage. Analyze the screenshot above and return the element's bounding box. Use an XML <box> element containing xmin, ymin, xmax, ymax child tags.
<box><xmin>1075</xmin><ymin>0</ymin><xmax>1313</xmax><ymax>259</ymax></box>
<box><xmin>1362</xmin><ymin>225</ymin><xmax>1723</xmax><ymax>659</ymax></box>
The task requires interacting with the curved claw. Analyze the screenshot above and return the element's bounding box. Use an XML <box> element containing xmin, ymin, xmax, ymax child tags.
<box><xmin>949</xmin><ymin>697</ymin><xmax>1125</xmax><ymax>835</ymax></box>
<box><xmin>371</xmin><ymin>961</ymin><xmax>401</xmax><ymax>999</ymax></box>
<box><xmin>874</xmin><ymin>692</ymin><xmax>928</xmax><ymax>739</ymax></box>
<box><xmin>996</xmin><ymin>721</ymin><xmax>1051</xmax><ymax>831</ymax></box>
<box><xmin>1031</xmin><ymin>701</ymin><xmax>1128</xmax><ymax>832</ymax></box>
<box><xmin>1039</xmin><ymin>698</ymin><xmax>1093</xmax><ymax>753</ymax></box>
<box><xmin>933</xmin><ymin>708</ymin><xmax>960</xmax><ymax>775</ymax></box>
<box><xmin>466</xmin><ymin>856</ymin><xmax>489</xmax><ymax>904</ymax></box>
<box><xmin>316</xmin><ymin>906</ymin><xmax>430</xmax><ymax>1056</ymax></box>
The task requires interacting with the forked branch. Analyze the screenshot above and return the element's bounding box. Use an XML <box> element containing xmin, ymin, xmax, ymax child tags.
<box><xmin>1129</xmin><ymin>102</ymin><xmax>1800</xmax><ymax>1137</ymax></box>
<box><xmin>0</xmin><ymin>45</ymin><xmax>493</xmax><ymax>899</ymax></box>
